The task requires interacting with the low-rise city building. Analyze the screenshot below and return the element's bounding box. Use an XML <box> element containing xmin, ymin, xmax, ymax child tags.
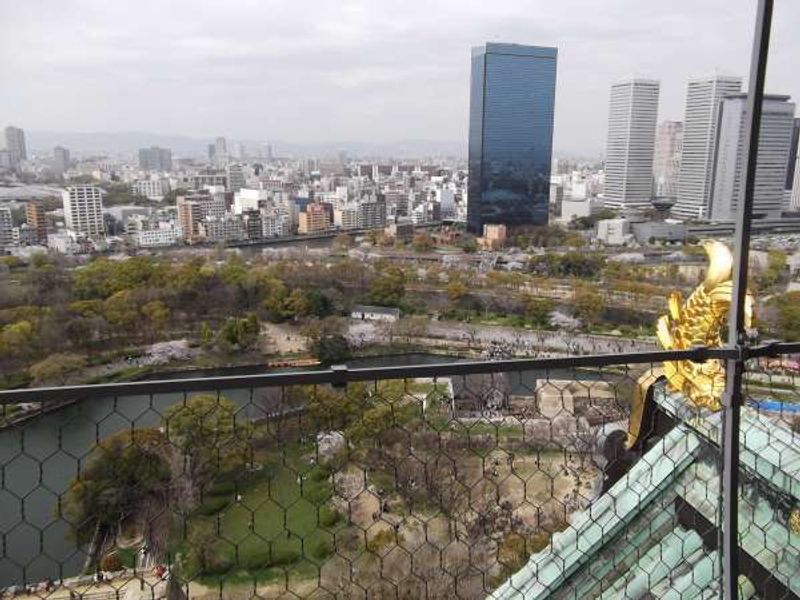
<box><xmin>177</xmin><ymin>191</ymin><xmax>226</xmax><ymax>242</ymax></box>
<box><xmin>136</xmin><ymin>224</ymin><xmax>184</xmax><ymax>247</ymax></box>
<box><xmin>12</xmin><ymin>223</ymin><xmax>39</xmax><ymax>246</ymax></box>
<box><xmin>478</xmin><ymin>223</ymin><xmax>507</xmax><ymax>250</ymax></box>
<box><xmin>47</xmin><ymin>231</ymin><xmax>82</xmax><ymax>254</ymax></box>
<box><xmin>25</xmin><ymin>202</ymin><xmax>48</xmax><ymax>244</ymax></box>
<box><xmin>358</xmin><ymin>200</ymin><xmax>386</xmax><ymax>229</ymax></box>
<box><xmin>298</xmin><ymin>202</ymin><xmax>331</xmax><ymax>234</ymax></box>
<box><xmin>384</xmin><ymin>220</ymin><xmax>415</xmax><ymax>243</ymax></box>
<box><xmin>350</xmin><ymin>305</ymin><xmax>401</xmax><ymax>322</ymax></box>
<box><xmin>132</xmin><ymin>177</ymin><xmax>170</xmax><ymax>201</ymax></box>
<box><xmin>631</xmin><ymin>220</ymin><xmax>687</xmax><ymax>244</ymax></box>
<box><xmin>596</xmin><ymin>218</ymin><xmax>633</xmax><ymax>246</ymax></box>
<box><xmin>559</xmin><ymin>197</ymin><xmax>604</xmax><ymax>224</ymax></box>
<box><xmin>198</xmin><ymin>215</ymin><xmax>246</xmax><ymax>243</ymax></box>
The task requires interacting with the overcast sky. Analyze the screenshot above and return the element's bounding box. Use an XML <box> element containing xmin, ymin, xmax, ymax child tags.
<box><xmin>1</xmin><ymin>0</ymin><xmax>798</xmax><ymax>155</ymax></box>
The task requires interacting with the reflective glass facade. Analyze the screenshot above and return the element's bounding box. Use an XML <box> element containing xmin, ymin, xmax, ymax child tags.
<box><xmin>468</xmin><ymin>43</ymin><xmax>557</xmax><ymax>234</ymax></box>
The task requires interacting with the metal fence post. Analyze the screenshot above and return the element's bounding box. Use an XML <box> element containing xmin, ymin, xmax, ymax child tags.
<box><xmin>722</xmin><ymin>0</ymin><xmax>773</xmax><ymax>598</ymax></box>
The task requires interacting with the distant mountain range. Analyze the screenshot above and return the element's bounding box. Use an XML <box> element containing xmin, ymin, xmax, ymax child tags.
<box><xmin>27</xmin><ymin>130</ymin><xmax>466</xmax><ymax>160</ymax></box>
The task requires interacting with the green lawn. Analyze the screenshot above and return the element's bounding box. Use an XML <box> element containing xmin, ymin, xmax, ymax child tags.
<box><xmin>176</xmin><ymin>381</ymin><xmax>446</xmax><ymax>584</ymax></box>
<box><xmin>179</xmin><ymin>443</ymin><xmax>342</xmax><ymax>583</ymax></box>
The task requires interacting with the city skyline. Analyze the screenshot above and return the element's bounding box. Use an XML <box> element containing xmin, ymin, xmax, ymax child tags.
<box><xmin>1</xmin><ymin>0</ymin><xmax>799</xmax><ymax>156</ymax></box>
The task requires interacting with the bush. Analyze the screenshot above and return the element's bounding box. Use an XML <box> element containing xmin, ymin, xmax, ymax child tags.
<box><xmin>196</xmin><ymin>496</ymin><xmax>230</xmax><ymax>516</ymax></box>
<box><xmin>309</xmin><ymin>537</ymin><xmax>333</xmax><ymax>560</ymax></box>
<box><xmin>366</xmin><ymin>528</ymin><xmax>402</xmax><ymax>553</ymax></box>
<box><xmin>497</xmin><ymin>533</ymin><xmax>529</xmax><ymax>571</ymax></box>
<box><xmin>243</xmin><ymin>547</ymin><xmax>301</xmax><ymax>570</ymax></box>
<box><xmin>528</xmin><ymin>530</ymin><xmax>551</xmax><ymax>554</ymax></box>
<box><xmin>208</xmin><ymin>481</ymin><xmax>236</xmax><ymax>496</ymax></box>
<box><xmin>100</xmin><ymin>552</ymin><xmax>123</xmax><ymax>572</ymax></box>
<box><xmin>205</xmin><ymin>554</ymin><xmax>234</xmax><ymax>575</ymax></box>
<box><xmin>271</xmin><ymin>548</ymin><xmax>300</xmax><ymax>566</ymax></box>
<box><xmin>311</xmin><ymin>334</ymin><xmax>352</xmax><ymax>364</ymax></box>
<box><xmin>319</xmin><ymin>506</ymin><xmax>342</xmax><ymax>527</ymax></box>
<box><xmin>244</xmin><ymin>550</ymin><xmax>272</xmax><ymax>571</ymax></box>
<box><xmin>304</xmin><ymin>482</ymin><xmax>331</xmax><ymax>505</ymax></box>
<box><xmin>309</xmin><ymin>464</ymin><xmax>331</xmax><ymax>482</ymax></box>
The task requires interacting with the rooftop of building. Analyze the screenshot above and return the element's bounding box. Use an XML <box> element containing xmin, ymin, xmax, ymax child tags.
<box><xmin>472</xmin><ymin>42</ymin><xmax>558</xmax><ymax>58</ymax></box>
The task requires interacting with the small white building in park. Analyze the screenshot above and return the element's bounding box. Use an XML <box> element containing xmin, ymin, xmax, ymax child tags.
<box><xmin>350</xmin><ymin>305</ymin><xmax>400</xmax><ymax>322</ymax></box>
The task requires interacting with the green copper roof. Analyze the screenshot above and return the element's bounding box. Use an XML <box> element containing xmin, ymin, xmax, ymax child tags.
<box><xmin>598</xmin><ymin>527</ymin><xmax>703</xmax><ymax>599</ymax></box>
<box><xmin>489</xmin><ymin>383</ymin><xmax>799</xmax><ymax>599</ymax></box>
<box><xmin>490</xmin><ymin>425</ymin><xmax>701</xmax><ymax>600</ymax></box>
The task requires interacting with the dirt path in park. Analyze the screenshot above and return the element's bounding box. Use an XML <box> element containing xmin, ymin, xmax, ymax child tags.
<box><xmin>261</xmin><ymin>322</ymin><xmax>308</xmax><ymax>354</ymax></box>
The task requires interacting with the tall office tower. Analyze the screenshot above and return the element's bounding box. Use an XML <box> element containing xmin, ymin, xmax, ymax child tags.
<box><xmin>653</xmin><ymin>121</ymin><xmax>683</xmax><ymax>198</ymax></box>
<box><xmin>25</xmin><ymin>202</ymin><xmax>48</xmax><ymax>243</ymax></box>
<box><xmin>709</xmin><ymin>94</ymin><xmax>796</xmax><ymax>221</ymax></box>
<box><xmin>603</xmin><ymin>79</ymin><xmax>660</xmax><ymax>209</ymax></box>
<box><xmin>792</xmin><ymin>155</ymin><xmax>800</xmax><ymax>210</ymax></box>
<box><xmin>674</xmin><ymin>75</ymin><xmax>743</xmax><ymax>219</ymax></box>
<box><xmin>4</xmin><ymin>126</ymin><xmax>27</xmax><ymax>167</ymax></box>
<box><xmin>138</xmin><ymin>146</ymin><xmax>173</xmax><ymax>171</ymax></box>
<box><xmin>786</xmin><ymin>118</ymin><xmax>799</xmax><ymax>194</ymax></box>
<box><xmin>62</xmin><ymin>186</ymin><xmax>105</xmax><ymax>237</ymax></box>
<box><xmin>214</xmin><ymin>137</ymin><xmax>228</xmax><ymax>163</ymax></box>
<box><xmin>158</xmin><ymin>147</ymin><xmax>172</xmax><ymax>171</ymax></box>
<box><xmin>0</xmin><ymin>207</ymin><xmax>12</xmax><ymax>249</ymax></box>
<box><xmin>138</xmin><ymin>148</ymin><xmax>151</xmax><ymax>170</ymax></box>
<box><xmin>207</xmin><ymin>144</ymin><xmax>216</xmax><ymax>163</ymax></box>
<box><xmin>53</xmin><ymin>146</ymin><xmax>71</xmax><ymax>173</ymax></box>
<box><xmin>226</xmin><ymin>163</ymin><xmax>246</xmax><ymax>193</ymax></box>
<box><xmin>467</xmin><ymin>43</ymin><xmax>557</xmax><ymax>234</ymax></box>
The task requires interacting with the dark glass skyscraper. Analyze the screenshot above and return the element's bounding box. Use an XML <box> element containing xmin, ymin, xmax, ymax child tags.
<box><xmin>467</xmin><ymin>43</ymin><xmax>557</xmax><ymax>234</ymax></box>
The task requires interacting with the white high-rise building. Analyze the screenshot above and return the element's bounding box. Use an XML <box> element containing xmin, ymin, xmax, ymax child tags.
<box><xmin>603</xmin><ymin>79</ymin><xmax>660</xmax><ymax>209</ymax></box>
<box><xmin>653</xmin><ymin>121</ymin><xmax>683</xmax><ymax>198</ymax></box>
<box><xmin>787</xmin><ymin>118</ymin><xmax>799</xmax><ymax>209</ymax></box>
<box><xmin>62</xmin><ymin>186</ymin><xmax>105</xmax><ymax>237</ymax></box>
<box><xmin>674</xmin><ymin>75</ymin><xmax>743</xmax><ymax>220</ymax></box>
<box><xmin>709</xmin><ymin>94</ymin><xmax>796</xmax><ymax>221</ymax></box>
<box><xmin>0</xmin><ymin>207</ymin><xmax>13</xmax><ymax>248</ymax></box>
<box><xmin>792</xmin><ymin>157</ymin><xmax>800</xmax><ymax>211</ymax></box>
<box><xmin>4</xmin><ymin>126</ymin><xmax>27</xmax><ymax>167</ymax></box>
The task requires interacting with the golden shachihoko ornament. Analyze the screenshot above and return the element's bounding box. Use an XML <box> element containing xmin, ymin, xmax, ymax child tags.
<box><xmin>627</xmin><ymin>240</ymin><xmax>754</xmax><ymax>447</ymax></box>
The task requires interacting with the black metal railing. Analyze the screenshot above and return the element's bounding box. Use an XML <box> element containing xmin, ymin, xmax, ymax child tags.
<box><xmin>0</xmin><ymin>340</ymin><xmax>798</xmax><ymax>599</ymax></box>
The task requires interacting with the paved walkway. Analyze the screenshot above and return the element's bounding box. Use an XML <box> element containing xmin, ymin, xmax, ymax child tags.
<box><xmin>10</xmin><ymin>569</ymin><xmax>168</xmax><ymax>600</ymax></box>
<box><xmin>348</xmin><ymin>319</ymin><xmax>656</xmax><ymax>357</ymax></box>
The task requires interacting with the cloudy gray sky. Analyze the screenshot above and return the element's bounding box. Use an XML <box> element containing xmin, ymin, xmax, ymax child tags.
<box><xmin>1</xmin><ymin>0</ymin><xmax>798</xmax><ymax>155</ymax></box>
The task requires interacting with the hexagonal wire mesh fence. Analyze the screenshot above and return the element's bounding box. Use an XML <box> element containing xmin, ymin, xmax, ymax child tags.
<box><xmin>1</xmin><ymin>343</ymin><xmax>798</xmax><ymax>600</ymax></box>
